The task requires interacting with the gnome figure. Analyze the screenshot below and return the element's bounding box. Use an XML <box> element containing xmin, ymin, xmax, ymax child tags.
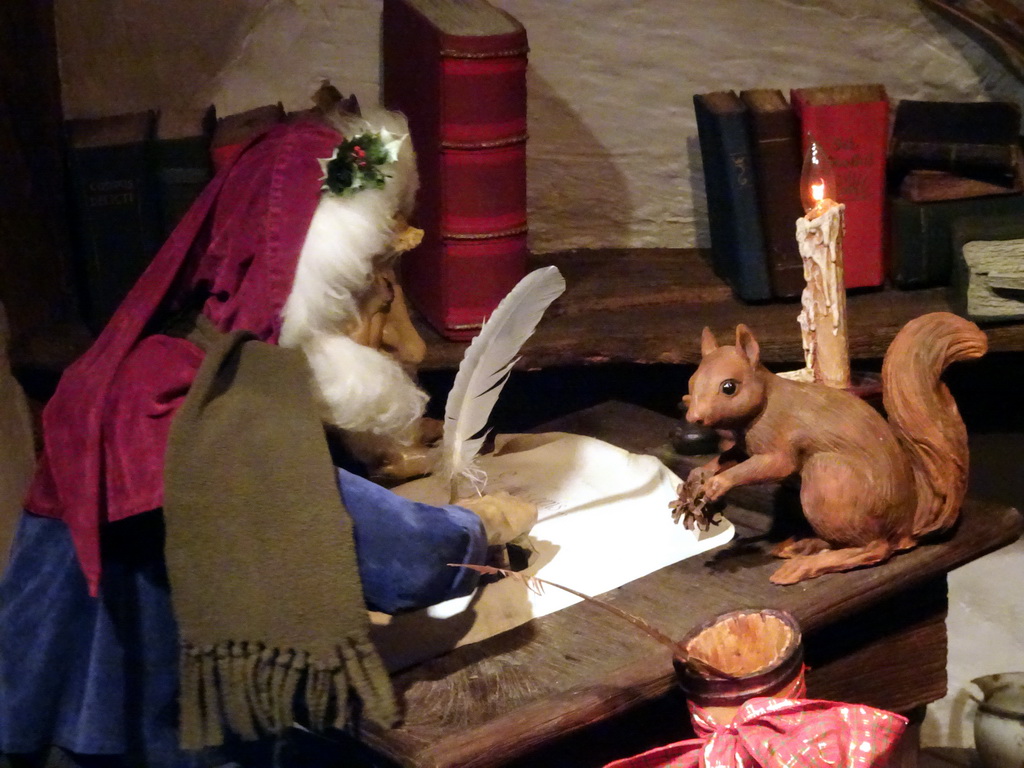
<box><xmin>0</xmin><ymin>95</ymin><xmax>536</xmax><ymax>762</ymax></box>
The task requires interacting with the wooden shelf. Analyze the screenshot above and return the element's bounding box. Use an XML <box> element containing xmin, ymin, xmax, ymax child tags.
<box><xmin>18</xmin><ymin>248</ymin><xmax>1024</xmax><ymax>380</ymax></box>
<box><xmin>415</xmin><ymin>248</ymin><xmax>1024</xmax><ymax>371</ymax></box>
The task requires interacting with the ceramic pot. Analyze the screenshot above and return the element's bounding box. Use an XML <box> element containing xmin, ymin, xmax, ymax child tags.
<box><xmin>673</xmin><ymin>608</ymin><xmax>804</xmax><ymax>726</ymax></box>
<box><xmin>973</xmin><ymin>672</ymin><xmax>1024</xmax><ymax>768</ymax></box>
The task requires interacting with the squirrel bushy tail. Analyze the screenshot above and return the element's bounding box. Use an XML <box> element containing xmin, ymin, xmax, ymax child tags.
<box><xmin>882</xmin><ymin>312</ymin><xmax>988</xmax><ymax>538</ymax></box>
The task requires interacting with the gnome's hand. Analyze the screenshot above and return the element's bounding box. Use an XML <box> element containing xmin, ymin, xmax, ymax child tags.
<box><xmin>417</xmin><ymin>416</ymin><xmax>443</xmax><ymax>446</ymax></box>
<box><xmin>346</xmin><ymin>417</ymin><xmax>444</xmax><ymax>482</ymax></box>
<box><xmin>374</xmin><ymin>444</ymin><xmax>433</xmax><ymax>482</ymax></box>
<box><xmin>456</xmin><ymin>491</ymin><xmax>538</xmax><ymax>546</ymax></box>
<box><xmin>373</xmin><ymin>417</ymin><xmax>444</xmax><ymax>480</ymax></box>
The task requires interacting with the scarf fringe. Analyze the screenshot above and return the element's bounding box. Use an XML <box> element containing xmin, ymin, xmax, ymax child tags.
<box><xmin>178</xmin><ymin>638</ymin><xmax>399</xmax><ymax>750</ymax></box>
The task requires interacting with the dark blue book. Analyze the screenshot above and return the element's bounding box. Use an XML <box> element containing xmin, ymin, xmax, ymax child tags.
<box><xmin>693</xmin><ymin>91</ymin><xmax>772</xmax><ymax>302</ymax></box>
<box><xmin>65</xmin><ymin>111</ymin><xmax>163</xmax><ymax>332</ymax></box>
<box><xmin>154</xmin><ymin>105</ymin><xmax>216</xmax><ymax>241</ymax></box>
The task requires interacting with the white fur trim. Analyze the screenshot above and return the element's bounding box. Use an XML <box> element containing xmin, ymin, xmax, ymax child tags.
<box><xmin>298</xmin><ymin>331</ymin><xmax>428</xmax><ymax>440</ymax></box>
<box><xmin>280</xmin><ymin>106</ymin><xmax>419</xmax><ymax>345</ymax></box>
<box><xmin>280</xmin><ymin>192</ymin><xmax>391</xmax><ymax>341</ymax></box>
<box><xmin>279</xmin><ymin>105</ymin><xmax>426</xmax><ymax>439</ymax></box>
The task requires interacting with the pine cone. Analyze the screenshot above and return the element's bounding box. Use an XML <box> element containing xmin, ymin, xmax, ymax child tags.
<box><xmin>669</xmin><ymin>467</ymin><xmax>725</xmax><ymax>531</ymax></box>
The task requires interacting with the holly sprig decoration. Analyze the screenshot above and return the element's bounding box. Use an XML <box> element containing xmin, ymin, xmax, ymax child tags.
<box><xmin>319</xmin><ymin>128</ymin><xmax>405</xmax><ymax>196</ymax></box>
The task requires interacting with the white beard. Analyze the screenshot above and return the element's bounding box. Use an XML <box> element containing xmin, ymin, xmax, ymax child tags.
<box><xmin>277</xmin><ymin>105</ymin><xmax>428</xmax><ymax>455</ymax></box>
<box><xmin>297</xmin><ymin>331</ymin><xmax>428</xmax><ymax>444</ymax></box>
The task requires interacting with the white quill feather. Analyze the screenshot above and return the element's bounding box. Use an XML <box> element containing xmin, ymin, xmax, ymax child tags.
<box><xmin>439</xmin><ymin>266</ymin><xmax>566</xmax><ymax>499</ymax></box>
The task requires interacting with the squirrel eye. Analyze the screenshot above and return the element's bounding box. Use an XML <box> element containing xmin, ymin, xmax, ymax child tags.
<box><xmin>720</xmin><ymin>379</ymin><xmax>738</xmax><ymax>396</ymax></box>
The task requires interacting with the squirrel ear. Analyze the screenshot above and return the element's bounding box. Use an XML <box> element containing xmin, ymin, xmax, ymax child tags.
<box><xmin>700</xmin><ymin>327</ymin><xmax>718</xmax><ymax>357</ymax></box>
<box><xmin>735</xmin><ymin>324</ymin><xmax>761</xmax><ymax>367</ymax></box>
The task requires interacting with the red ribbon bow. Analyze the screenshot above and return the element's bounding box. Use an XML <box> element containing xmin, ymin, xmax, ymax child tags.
<box><xmin>604</xmin><ymin>697</ymin><xmax>908</xmax><ymax>768</ymax></box>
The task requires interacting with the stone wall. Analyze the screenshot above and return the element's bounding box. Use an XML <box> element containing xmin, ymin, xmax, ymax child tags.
<box><xmin>55</xmin><ymin>0</ymin><xmax>1024</xmax><ymax>253</ymax></box>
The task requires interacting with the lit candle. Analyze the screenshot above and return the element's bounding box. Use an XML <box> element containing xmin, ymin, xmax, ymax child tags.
<box><xmin>792</xmin><ymin>138</ymin><xmax>850</xmax><ymax>389</ymax></box>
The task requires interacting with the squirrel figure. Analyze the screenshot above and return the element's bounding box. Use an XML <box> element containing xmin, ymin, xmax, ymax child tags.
<box><xmin>683</xmin><ymin>311</ymin><xmax>987</xmax><ymax>584</ymax></box>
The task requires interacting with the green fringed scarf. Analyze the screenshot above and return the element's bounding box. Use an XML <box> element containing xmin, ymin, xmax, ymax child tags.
<box><xmin>164</xmin><ymin>318</ymin><xmax>399</xmax><ymax>749</ymax></box>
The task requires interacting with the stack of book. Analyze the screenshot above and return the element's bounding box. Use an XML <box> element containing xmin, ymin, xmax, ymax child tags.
<box><xmin>888</xmin><ymin>99</ymin><xmax>1024</xmax><ymax>289</ymax></box>
<box><xmin>64</xmin><ymin>22</ymin><xmax>534</xmax><ymax>340</ymax></box>
<box><xmin>693</xmin><ymin>84</ymin><xmax>890</xmax><ymax>302</ymax></box>
<box><xmin>950</xmin><ymin>213</ymin><xmax>1024</xmax><ymax>322</ymax></box>
<box><xmin>66</xmin><ymin>110</ymin><xmax>165</xmax><ymax>332</ymax></box>
<box><xmin>65</xmin><ymin>103</ymin><xmax>288</xmax><ymax>332</ymax></box>
<box><xmin>66</xmin><ymin>23</ymin><xmax>534</xmax><ymax>341</ymax></box>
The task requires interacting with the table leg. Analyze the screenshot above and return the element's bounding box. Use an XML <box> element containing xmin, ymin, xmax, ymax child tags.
<box><xmin>889</xmin><ymin>706</ymin><xmax>925</xmax><ymax>768</ymax></box>
<box><xmin>803</xmin><ymin>576</ymin><xmax>949</xmax><ymax>713</ymax></box>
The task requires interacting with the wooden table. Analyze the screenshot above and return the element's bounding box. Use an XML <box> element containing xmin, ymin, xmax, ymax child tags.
<box><xmin>360</xmin><ymin>401</ymin><xmax>1023</xmax><ymax>768</ymax></box>
<box><xmin>414</xmin><ymin>248</ymin><xmax>1024</xmax><ymax>371</ymax></box>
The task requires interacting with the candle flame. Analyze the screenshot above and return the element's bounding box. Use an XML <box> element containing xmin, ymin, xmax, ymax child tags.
<box><xmin>811</xmin><ymin>180</ymin><xmax>826</xmax><ymax>203</ymax></box>
<box><xmin>800</xmin><ymin>137</ymin><xmax>838</xmax><ymax>215</ymax></box>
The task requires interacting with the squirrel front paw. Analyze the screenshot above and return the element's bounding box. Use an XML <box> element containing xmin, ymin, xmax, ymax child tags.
<box><xmin>685</xmin><ymin>465</ymin><xmax>712</xmax><ymax>485</ymax></box>
<box><xmin>703</xmin><ymin>473</ymin><xmax>733</xmax><ymax>501</ymax></box>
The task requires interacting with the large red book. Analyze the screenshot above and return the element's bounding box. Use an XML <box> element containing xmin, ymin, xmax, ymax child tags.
<box><xmin>382</xmin><ymin>0</ymin><xmax>529</xmax><ymax>340</ymax></box>
<box><xmin>790</xmin><ymin>84</ymin><xmax>890</xmax><ymax>289</ymax></box>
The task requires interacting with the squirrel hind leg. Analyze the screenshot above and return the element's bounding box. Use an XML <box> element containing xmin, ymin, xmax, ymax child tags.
<box><xmin>769</xmin><ymin>539</ymin><xmax>894</xmax><ymax>585</ymax></box>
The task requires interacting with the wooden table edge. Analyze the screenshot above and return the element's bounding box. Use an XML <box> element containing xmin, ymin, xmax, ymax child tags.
<box><xmin>359</xmin><ymin>401</ymin><xmax>1024</xmax><ymax>768</ymax></box>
